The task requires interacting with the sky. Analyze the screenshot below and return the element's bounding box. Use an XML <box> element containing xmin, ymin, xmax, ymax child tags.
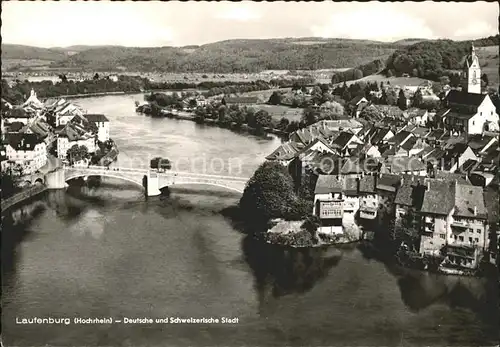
<box><xmin>2</xmin><ymin>1</ymin><xmax>498</xmax><ymax>47</ymax></box>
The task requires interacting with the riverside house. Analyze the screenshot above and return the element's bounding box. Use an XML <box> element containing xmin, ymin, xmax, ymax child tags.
<box><xmin>443</xmin><ymin>183</ymin><xmax>489</xmax><ymax>269</ymax></box>
<box><xmin>45</xmin><ymin>98</ymin><xmax>86</xmax><ymax>128</ymax></box>
<box><xmin>418</xmin><ymin>179</ymin><xmax>489</xmax><ymax>269</ymax></box>
<box><xmin>56</xmin><ymin>116</ymin><xmax>97</xmax><ymax>159</ymax></box>
<box><xmin>313</xmin><ymin>175</ymin><xmax>344</xmax><ymax>235</ymax></box>
<box><xmin>3</xmin><ymin>133</ymin><xmax>47</xmax><ymax>174</ymax></box>
<box><xmin>84</xmin><ymin>114</ymin><xmax>110</xmax><ymax>142</ymax></box>
<box><xmin>358</xmin><ymin>175</ymin><xmax>377</xmax><ymax>220</ymax></box>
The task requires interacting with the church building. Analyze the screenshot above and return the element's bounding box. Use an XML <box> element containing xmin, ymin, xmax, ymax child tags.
<box><xmin>440</xmin><ymin>44</ymin><xmax>499</xmax><ymax>135</ymax></box>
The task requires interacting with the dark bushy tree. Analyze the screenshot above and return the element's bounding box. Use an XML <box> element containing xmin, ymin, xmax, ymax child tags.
<box><xmin>239</xmin><ymin>161</ymin><xmax>298</xmax><ymax>231</ymax></box>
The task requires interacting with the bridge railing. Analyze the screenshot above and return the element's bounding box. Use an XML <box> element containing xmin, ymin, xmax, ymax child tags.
<box><xmin>160</xmin><ymin>170</ymin><xmax>249</xmax><ymax>181</ymax></box>
<box><xmin>63</xmin><ymin>165</ymin><xmax>249</xmax><ymax>181</ymax></box>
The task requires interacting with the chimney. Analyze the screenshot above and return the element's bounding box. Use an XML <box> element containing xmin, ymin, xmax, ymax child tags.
<box><xmin>473</xmin><ymin>206</ymin><xmax>477</xmax><ymax>216</ymax></box>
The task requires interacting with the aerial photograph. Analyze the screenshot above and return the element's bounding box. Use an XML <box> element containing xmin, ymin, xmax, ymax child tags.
<box><xmin>1</xmin><ymin>1</ymin><xmax>499</xmax><ymax>346</ymax></box>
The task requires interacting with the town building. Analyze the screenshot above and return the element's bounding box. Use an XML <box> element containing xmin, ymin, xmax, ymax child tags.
<box><xmin>84</xmin><ymin>114</ymin><xmax>110</xmax><ymax>142</ymax></box>
<box><xmin>313</xmin><ymin>175</ymin><xmax>344</xmax><ymax>235</ymax></box>
<box><xmin>45</xmin><ymin>98</ymin><xmax>86</xmax><ymax>127</ymax></box>
<box><xmin>358</xmin><ymin>175</ymin><xmax>377</xmax><ymax>220</ymax></box>
<box><xmin>419</xmin><ymin>179</ymin><xmax>455</xmax><ymax>256</ymax></box>
<box><xmin>56</xmin><ymin>121</ymin><xmax>97</xmax><ymax>160</ymax></box>
<box><xmin>4</xmin><ymin>107</ymin><xmax>32</xmax><ymax>125</ymax></box>
<box><xmin>439</xmin><ymin>44</ymin><xmax>499</xmax><ymax>135</ymax></box>
<box><xmin>3</xmin><ymin>133</ymin><xmax>47</xmax><ymax>174</ymax></box>
<box><xmin>444</xmin><ymin>183</ymin><xmax>489</xmax><ymax>269</ymax></box>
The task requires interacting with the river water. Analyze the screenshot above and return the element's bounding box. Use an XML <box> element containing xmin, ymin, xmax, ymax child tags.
<box><xmin>2</xmin><ymin>94</ymin><xmax>499</xmax><ymax>346</ymax></box>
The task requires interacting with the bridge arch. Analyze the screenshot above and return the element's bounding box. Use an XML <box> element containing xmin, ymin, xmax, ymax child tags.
<box><xmin>65</xmin><ymin>173</ymin><xmax>144</xmax><ymax>189</ymax></box>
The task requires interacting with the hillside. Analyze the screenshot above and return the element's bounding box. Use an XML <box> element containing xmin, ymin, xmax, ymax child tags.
<box><xmin>2</xmin><ymin>35</ymin><xmax>497</xmax><ymax>77</ymax></box>
<box><xmin>383</xmin><ymin>37</ymin><xmax>499</xmax><ymax>86</ymax></box>
<box><xmin>1</xmin><ymin>44</ymin><xmax>68</xmax><ymax>61</ymax></box>
<box><xmin>1</xmin><ymin>38</ymin><xmax>401</xmax><ymax>73</ymax></box>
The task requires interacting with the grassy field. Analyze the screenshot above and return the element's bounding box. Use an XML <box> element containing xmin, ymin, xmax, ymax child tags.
<box><xmin>2</xmin><ymin>59</ymin><xmax>54</xmax><ymax>70</ymax></box>
<box><xmin>239</xmin><ymin>88</ymin><xmax>292</xmax><ymax>103</ymax></box>
<box><xmin>252</xmin><ymin>104</ymin><xmax>304</xmax><ymax>122</ymax></box>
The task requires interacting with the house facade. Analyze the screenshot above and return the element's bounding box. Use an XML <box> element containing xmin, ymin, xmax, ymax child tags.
<box><xmin>84</xmin><ymin>114</ymin><xmax>110</xmax><ymax>142</ymax></box>
<box><xmin>4</xmin><ymin>133</ymin><xmax>47</xmax><ymax>174</ymax></box>
<box><xmin>313</xmin><ymin>175</ymin><xmax>344</xmax><ymax>235</ymax></box>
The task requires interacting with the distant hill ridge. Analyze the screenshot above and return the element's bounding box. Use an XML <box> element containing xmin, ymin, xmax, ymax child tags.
<box><xmin>1</xmin><ymin>35</ymin><xmax>497</xmax><ymax>74</ymax></box>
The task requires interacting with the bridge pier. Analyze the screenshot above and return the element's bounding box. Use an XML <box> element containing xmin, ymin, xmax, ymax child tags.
<box><xmin>144</xmin><ymin>172</ymin><xmax>161</xmax><ymax>197</ymax></box>
<box><xmin>45</xmin><ymin>169</ymin><xmax>68</xmax><ymax>190</ymax></box>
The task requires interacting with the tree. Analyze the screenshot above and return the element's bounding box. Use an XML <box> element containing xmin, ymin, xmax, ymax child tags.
<box><xmin>194</xmin><ymin>106</ymin><xmax>206</xmax><ymax>123</ymax></box>
<box><xmin>0</xmin><ymin>170</ymin><xmax>18</xmax><ymax>198</ymax></box>
<box><xmin>188</xmin><ymin>99</ymin><xmax>198</xmax><ymax>109</ymax></box>
<box><xmin>230</xmin><ymin>109</ymin><xmax>245</xmax><ymax>127</ymax></box>
<box><xmin>301</xmin><ymin>215</ymin><xmax>321</xmax><ymax>237</ymax></box>
<box><xmin>386</xmin><ymin>89</ymin><xmax>398</xmax><ymax>106</ymax></box>
<box><xmin>67</xmin><ymin>145</ymin><xmax>89</xmax><ymax>164</ymax></box>
<box><xmin>302</xmin><ymin>106</ymin><xmax>320</xmax><ymax>126</ymax></box>
<box><xmin>439</xmin><ymin>76</ymin><xmax>450</xmax><ymax>85</ymax></box>
<box><xmin>359</xmin><ymin>105</ymin><xmax>381</xmax><ymax>121</ymax></box>
<box><xmin>12</xmin><ymin>163</ymin><xmax>24</xmax><ymax>177</ymax></box>
<box><xmin>341</xmin><ymin>88</ymin><xmax>352</xmax><ymax>102</ymax></box>
<box><xmin>411</xmin><ymin>89</ymin><xmax>423</xmax><ymax>108</ymax></box>
<box><xmin>481</xmin><ymin>73</ymin><xmax>489</xmax><ymax>87</ymax></box>
<box><xmin>218</xmin><ymin>105</ymin><xmax>228</xmax><ymax>125</ymax></box>
<box><xmin>268</xmin><ymin>91</ymin><xmax>282</xmax><ymax>105</ymax></box>
<box><xmin>320</xmin><ymin>101</ymin><xmax>344</xmax><ymax>119</ymax></box>
<box><xmin>239</xmin><ymin>161</ymin><xmax>299</xmax><ymax>231</ymax></box>
<box><xmin>93</xmin><ymin>73</ymin><xmax>100</xmax><ymax>80</ymax></box>
<box><xmin>254</xmin><ymin>110</ymin><xmax>272</xmax><ymax>129</ymax></box>
<box><xmin>276</xmin><ymin>117</ymin><xmax>290</xmax><ymax>131</ymax></box>
<box><xmin>397</xmin><ymin>89</ymin><xmax>408</xmax><ymax>110</ymax></box>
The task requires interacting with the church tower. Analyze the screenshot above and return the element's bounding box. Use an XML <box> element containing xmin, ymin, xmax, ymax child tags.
<box><xmin>463</xmin><ymin>43</ymin><xmax>481</xmax><ymax>94</ymax></box>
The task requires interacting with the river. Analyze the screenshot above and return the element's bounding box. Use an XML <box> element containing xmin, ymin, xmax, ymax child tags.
<box><xmin>2</xmin><ymin>94</ymin><xmax>499</xmax><ymax>347</ymax></box>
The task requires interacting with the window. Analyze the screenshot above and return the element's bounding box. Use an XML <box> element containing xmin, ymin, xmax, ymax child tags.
<box><xmin>475</xmin><ymin>238</ymin><xmax>479</xmax><ymax>243</ymax></box>
<box><xmin>477</xmin><ymin>229</ymin><xmax>481</xmax><ymax>233</ymax></box>
<box><xmin>469</xmin><ymin>237</ymin><xmax>473</xmax><ymax>243</ymax></box>
<box><xmin>459</xmin><ymin>236</ymin><xmax>464</xmax><ymax>241</ymax></box>
<box><xmin>440</xmin><ymin>234</ymin><xmax>446</xmax><ymax>240</ymax></box>
<box><xmin>472</xmin><ymin>121</ymin><xmax>475</xmax><ymax>126</ymax></box>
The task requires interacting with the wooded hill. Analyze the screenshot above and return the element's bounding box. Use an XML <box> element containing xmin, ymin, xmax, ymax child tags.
<box><xmin>330</xmin><ymin>35</ymin><xmax>499</xmax><ymax>83</ymax></box>
<box><xmin>2</xmin><ymin>35</ymin><xmax>497</xmax><ymax>77</ymax></box>
<box><xmin>1</xmin><ymin>38</ymin><xmax>401</xmax><ymax>73</ymax></box>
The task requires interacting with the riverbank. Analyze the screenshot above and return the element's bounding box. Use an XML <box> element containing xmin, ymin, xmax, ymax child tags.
<box><xmin>139</xmin><ymin>107</ymin><xmax>288</xmax><ymax>137</ymax></box>
<box><xmin>1</xmin><ymin>184</ymin><xmax>48</xmax><ymax>213</ymax></box>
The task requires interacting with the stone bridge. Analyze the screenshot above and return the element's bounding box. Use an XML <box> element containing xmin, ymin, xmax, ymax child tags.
<box><xmin>62</xmin><ymin>165</ymin><xmax>249</xmax><ymax>196</ymax></box>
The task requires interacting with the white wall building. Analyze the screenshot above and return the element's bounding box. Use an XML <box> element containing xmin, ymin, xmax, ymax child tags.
<box><xmin>4</xmin><ymin>133</ymin><xmax>47</xmax><ymax>174</ymax></box>
<box><xmin>84</xmin><ymin>114</ymin><xmax>110</xmax><ymax>142</ymax></box>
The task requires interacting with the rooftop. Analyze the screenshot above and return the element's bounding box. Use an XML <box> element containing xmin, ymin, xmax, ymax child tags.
<box><xmin>84</xmin><ymin>114</ymin><xmax>109</xmax><ymax>123</ymax></box>
<box><xmin>314</xmin><ymin>175</ymin><xmax>344</xmax><ymax>194</ymax></box>
<box><xmin>4</xmin><ymin>133</ymin><xmax>44</xmax><ymax>151</ymax></box>
<box><xmin>445</xmin><ymin>90</ymin><xmax>486</xmax><ymax>107</ymax></box>
<box><xmin>420</xmin><ymin>179</ymin><xmax>455</xmax><ymax>215</ymax></box>
<box><xmin>454</xmin><ymin>183</ymin><xmax>487</xmax><ymax>219</ymax></box>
